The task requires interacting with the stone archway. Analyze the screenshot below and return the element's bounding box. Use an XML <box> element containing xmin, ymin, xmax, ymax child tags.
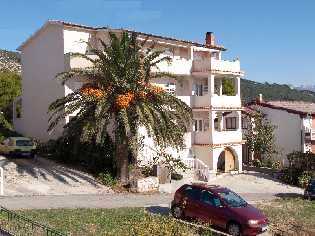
<box><xmin>217</xmin><ymin>147</ymin><xmax>237</xmax><ymax>172</ymax></box>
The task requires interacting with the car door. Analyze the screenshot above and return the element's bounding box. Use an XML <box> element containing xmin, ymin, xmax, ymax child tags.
<box><xmin>182</xmin><ymin>186</ymin><xmax>202</xmax><ymax>219</ymax></box>
<box><xmin>199</xmin><ymin>190</ymin><xmax>228</xmax><ymax>228</ymax></box>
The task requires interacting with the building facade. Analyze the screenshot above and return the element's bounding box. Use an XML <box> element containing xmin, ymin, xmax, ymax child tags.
<box><xmin>14</xmin><ymin>21</ymin><xmax>244</xmax><ymax>179</ymax></box>
<box><xmin>245</xmin><ymin>99</ymin><xmax>315</xmax><ymax>166</ymax></box>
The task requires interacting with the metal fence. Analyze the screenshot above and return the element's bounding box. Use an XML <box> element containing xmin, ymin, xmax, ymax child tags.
<box><xmin>0</xmin><ymin>207</ymin><xmax>66</xmax><ymax>236</ymax></box>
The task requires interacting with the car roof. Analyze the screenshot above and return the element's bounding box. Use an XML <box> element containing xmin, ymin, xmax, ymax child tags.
<box><xmin>9</xmin><ymin>137</ymin><xmax>32</xmax><ymax>141</ymax></box>
<box><xmin>189</xmin><ymin>183</ymin><xmax>229</xmax><ymax>192</ymax></box>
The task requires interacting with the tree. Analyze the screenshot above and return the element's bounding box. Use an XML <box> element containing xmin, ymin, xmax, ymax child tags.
<box><xmin>0</xmin><ymin>70</ymin><xmax>21</xmax><ymax>123</ymax></box>
<box><xmin>48</xmin><ymin>32</ymin><xmax>192</xmax><ymax>183</ymax></box>
<box><xmin>244</xmin><ymin>108</ymin><xmax>278</xmax><ymax>160</ymax></box>
<box><xmin>222</xmin><ymin>78</ymin><xmax>235</xmax><ymax>96</ymax></box>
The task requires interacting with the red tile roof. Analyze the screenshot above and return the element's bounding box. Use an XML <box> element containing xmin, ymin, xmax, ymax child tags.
<box><xmin>248</xmin><ymin>100</ymin><xmax>315</xmax><ymax>116</ymax></box>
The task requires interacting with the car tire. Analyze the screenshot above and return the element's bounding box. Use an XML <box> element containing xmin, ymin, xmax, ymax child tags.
<box><xmin>171</xmin><ymin>205</ymin><xmax>184</xmax><ymax>219</ymax></box>
<box><xmin>227</xmin><ymin>222</ymin><xmax>241</xmax><ymax>236</ymax></box>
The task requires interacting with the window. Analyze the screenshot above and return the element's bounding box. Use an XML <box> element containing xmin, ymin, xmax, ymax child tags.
<box><xmin>226</xmin><ymin>117</ymin><xmax>237</xmax><ymax>130</ymax></box>
<box><xmin>184</xmin><ymin>187</ymin><xmax>201</xmax><ymax>201</ymax></box>
<box><xmin>242</xmin><ymin>119</ymin><xmax>248</xmax><ymax>129</ymax></box>
<box><xmin>166</xmin><ymin>82</ymin><xmax>176</xmax><ymax>94</ymax></box>
<box><xmin>217</xmin><ymin>190</ymin><xmax>247</xmax><ymax>208</ymax></box>
<box><xmin>201</xmin><ymin>190</ymin><xmax>222</xmax><ymax>207</ymax></box>
<box><xmin>16</xmin><ymin>140</ymin><xmax>33</xmax><ymax>147</ymax></box>
<box><xmin>193</xmin><ymin>119</ymin><xmax>203</xmax><ymax>132</ymax></box>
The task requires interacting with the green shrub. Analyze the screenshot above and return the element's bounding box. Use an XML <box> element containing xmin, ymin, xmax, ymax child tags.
<box><xmin>252</xmin><ymin>159</ymin><xmax>262</xmax><ymax>168</ymax></box>
<box><xmin>171</xmin><ymin>172</ymin><xmax>183</xmax><ymax>181</ymax></box>
<box><xmin>97</xmin><ymin>172</ymin><xmax>117</xmax><ymax>187</ymax></box>
<box><xmin>298</xmin><ymin>171</ymin><xmax>313</xmax><ymax>188</ymax></box>
<box><xmin>271</xmin><ymin>160</ymin><xmax>281</xmax><ymax>170</ymax></box>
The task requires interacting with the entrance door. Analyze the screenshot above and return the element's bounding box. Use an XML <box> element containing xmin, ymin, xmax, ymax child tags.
<box><xmin>224</xmin><ymin>148</ymin><xmax>235</xmax><ymax>171</ymax></box>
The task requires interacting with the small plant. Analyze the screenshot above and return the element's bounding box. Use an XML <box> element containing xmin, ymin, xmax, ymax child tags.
<box><xmin>252</xmin><ymin>159</ymin><xmax>262</xmax><ymax>168</ymax></box>
<box><xmin>171</xmin><ymin>172</ymin><xmax>183</xmax><ymax>181</ymax></box>
<box><xmin>298</xmin><ymin>171</ymin><xmax>312</xmax><ymax>188</ymax></box>
<box><xmin>271</xmin><ymin>160</ymin><xmax>281</xmax><ymax>170</ymax></box>
<box><xmin>97</xmin><ymin>172</ymin><xmax>117</xmax><ymax>187</ymax></box>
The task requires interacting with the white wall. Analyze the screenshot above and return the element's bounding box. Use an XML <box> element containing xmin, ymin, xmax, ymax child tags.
<box><xmin>15</xmin><ymin>24</ymin><xmax>66</xmax><ymax>141</ymax></box>
<box><xmin>260</xmin><ymin>107</ymin><xmax>302</xmax><ymax>165</ymax></box>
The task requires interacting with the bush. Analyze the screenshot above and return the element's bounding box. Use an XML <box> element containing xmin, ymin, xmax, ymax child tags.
<box><xmin>271</xmin><ymin>160</ymin><xmax>281</xmax><ymax>170</ymax></box>
<box><xmin>298</xmin><ymin>171</ymin><xmax>313</xmax><ymax>188</ymax></box>
<box><xmin>171</xmin><ymin>172</ymin><xmax>183</xmax><ymax>181</ymax></box>
<box><xmin>252</xmin><ymin>159</ymin><xmax>262</xmax><ymax>168</ymax></box>
<box><xmin>38</xmin><ymin>135</ymin><xmax>115</xmax><ymax>176</ymax></box>
<box><xmin>97</xmin><ymin>172</ymin><xmax>117</xmax><ymax>187</ymax></box>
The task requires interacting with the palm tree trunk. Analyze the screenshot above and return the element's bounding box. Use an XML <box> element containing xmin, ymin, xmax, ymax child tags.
<box><xmin>116</xmin><ymin>142</ymin><xmax>129</xmax><ymax>184</ymax></box>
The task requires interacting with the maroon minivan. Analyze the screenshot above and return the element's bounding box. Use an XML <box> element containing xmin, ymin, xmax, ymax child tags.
<box><xmin>171</xmin><ymin>184</ymin><xmax>268</xmax><ymax>236</ymax></box>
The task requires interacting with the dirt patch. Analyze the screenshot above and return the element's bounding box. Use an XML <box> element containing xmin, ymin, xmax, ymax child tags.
<box><xmin>0</xmin><ymin>156</ymin><xmax>113</xmax><ymax>196</ymax></box>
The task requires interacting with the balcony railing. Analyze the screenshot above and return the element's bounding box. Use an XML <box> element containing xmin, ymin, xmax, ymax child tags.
<box><xmin>192</xmin><ymin>58</ymin><xmax>243</xmax><ymax>75</ymax></box>
<box><xmin>211</xmin><ymin>58</ymin><xmax>242</xmax><ymax>75</ymax></box>
<box><xmin>211</xmin><ymin>95</ymin><xmax>241</xmax><ymax>108</ymax></box>
<box><xmin>193</xmin><ymin>130</ymin><xmax>242</xmax><ymax>145</ymax></box>
<box><xmin>65</xmin><ymin>53</ymin><xmax>98</xmax><ymax>69</ymax></box>
<box><xmin>152</xmin><ymin>56</ymin><xmax>192</xmax><ymax>75</ymax></box>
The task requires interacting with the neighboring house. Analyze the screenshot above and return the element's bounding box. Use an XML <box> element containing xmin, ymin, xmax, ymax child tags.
<box><xmin>13</xmin><ymin>20</ymin><xmax>244</xmax><ymax>179</ymax></box>
<box><xmin>245</xmin><ymin>96</ymin><xmax>315</xmax><ymax>166</ymax></box>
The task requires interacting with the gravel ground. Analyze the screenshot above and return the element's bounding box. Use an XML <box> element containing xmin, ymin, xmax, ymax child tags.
<box><xmin>0</xmin><ymin>156</ymin><xmax>113</xmax><ymax>196</ymax></box>
<box><xmin>209</xmin><ymin>170</ymin><xmax>304</xmax><ymax>196</ymax></box>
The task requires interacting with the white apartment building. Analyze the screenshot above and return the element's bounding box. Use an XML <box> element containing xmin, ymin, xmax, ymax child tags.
<box><xmin>13</xmin><ymin>21</ymin><xmax>245</xmax><ymax>180</ymax></box>
<box><xmin>245</xmin><ymin>98</ymin><xmax>315</xmax><ymax>166</ymax></box>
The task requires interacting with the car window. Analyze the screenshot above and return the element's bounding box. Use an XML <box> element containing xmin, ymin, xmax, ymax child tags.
<box><xmin>201</xmin><ymin>191</ymin><xmax>222</xmax><ymax>207</ymax></box>
<box><xmin>16</xmin><ymin>140</ymin><xmax>33</xmax><ymax>146</ymax></box>
<box><xmin>184</xmin><ymin>187</ymin><xmax>201</xmax><ymax>201</ymax></box>
<box><xmin>218</xmin><ymin>190</ymin><xmax>247</xmax><ymax>208</ymax></box>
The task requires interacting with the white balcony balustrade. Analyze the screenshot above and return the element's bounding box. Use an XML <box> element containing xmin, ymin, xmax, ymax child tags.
<box><xmin>192</xmin><ymin>58</ymin><xmax>243</xmax><ymax>75</ymax></box>
<box><xmin>211</xmin><ymin>58</ymin><xmax>242</xmax><ymax>75</ymax></box>
<box><xmin>211</xmin><ymin>95</ymin><xmax>242</xmax><ymax>108</ymax></box>
<box><xmin>152</xmin><ymin>56</ymin><xmax>192</xmax><ymax>75</ymax></box>
<box><xmin>65</xmin><ymin>54</ymin><xmax>98</xmax><ymax>69</ymax></box>
<box><xmin>193</xmin><ymin>130</ymin><xmax>242</xmax><ymax>145</ymax></box>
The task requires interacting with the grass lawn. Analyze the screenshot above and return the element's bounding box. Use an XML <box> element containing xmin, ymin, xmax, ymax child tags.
<box><xmin>256</xmin><ymin>198</ymin><xmax>315</xmax><ymax>235</ymax></box>
<box><xmin>0</xmin><ymin>207</ymin><xmax>212</xmax><ymax>236</ymax></box>
<box><xmin>0</xmin><ymin>198</ymin><xmax>314</xmax><ymax>236</ymax></box>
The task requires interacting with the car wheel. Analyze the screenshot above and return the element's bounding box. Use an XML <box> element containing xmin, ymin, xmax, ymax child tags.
<box><xmin>171</xmin><ymin>205</ymin><xmax>184</xmax><ymax>219</ymax></box>
<box><xmin>228</xmin><ymin>222</ymin><xmax>241</xmax><ymax>236</ymax></box>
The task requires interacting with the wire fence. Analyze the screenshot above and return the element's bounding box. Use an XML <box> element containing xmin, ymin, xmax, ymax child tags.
<box><xmin>0</xmin><ymin>207</ymin><xmax>66</xmax><ymax>236</ymax></box>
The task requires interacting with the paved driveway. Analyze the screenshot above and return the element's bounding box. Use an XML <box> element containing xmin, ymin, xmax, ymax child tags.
<box><xmin>0</xmin><ymin>156</ymin><xmax>112</xmax><ymax>196</ymax></box>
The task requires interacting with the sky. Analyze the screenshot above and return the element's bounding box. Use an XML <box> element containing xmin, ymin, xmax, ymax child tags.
<box><xmin>1</xmin><ymin>0</ymin><xmax>315</xmax><ymax>86</ymax></box>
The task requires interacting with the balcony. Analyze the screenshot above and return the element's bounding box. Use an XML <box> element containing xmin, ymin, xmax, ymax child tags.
<box><xmin>211</xmin><ymin>58</ymin><xmax>243</xmax><ymax>75</ymax></box>
<box><xmin>192</xmin><ymin>58</ymin><xmax>243</xmax><ymax>75</ymax></box>
<box><xmin>65</xmin><ymin>54</ymin><xmax>98</xmax><ymax>69</ymax></box>
<box><xmin>152</xmin><ymin>56</ymin><xmax>192</xmax><ymax>75</ymax></box>
<box><xmin>211</xmin><ymin>95</ymin><xmax>242</xmax><ymax>109</ymax></box>
<box><xmin>177</xmin><ymin>95</ymin><xmax>210</xmax><ymax>108</ymax></box>
<box><xmin>193</xmin><ymin>130</ymin><xmax>242</xmax><ymax>145</ymax></box>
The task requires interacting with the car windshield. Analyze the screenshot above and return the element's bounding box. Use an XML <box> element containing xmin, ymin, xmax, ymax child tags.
<box><xmin>16</xmin><ymin>140</ymin><xmax>33</xmax><ymax>146</ymax></box>
<box><xmin>218</xmin><ymin>190</ymin><xmax>247</xmax><ymax>208</ymax></box>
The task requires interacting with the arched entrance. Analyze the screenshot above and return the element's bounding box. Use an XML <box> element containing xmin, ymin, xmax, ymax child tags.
<box><xmin>217</xmin><ymin>147</ymin><xmax>237</xmax><ymax>172</ymax></box>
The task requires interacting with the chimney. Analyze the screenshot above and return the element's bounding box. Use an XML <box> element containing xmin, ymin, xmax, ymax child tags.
<box><xmin>205</xmin><ymin>32</ymin><xmax>215</xmax><ymax>46</ymax></box>
<box><xmin>256</xmin><ymin>94</ymin><xmax>263</xmax><ymax>104</ymax></box>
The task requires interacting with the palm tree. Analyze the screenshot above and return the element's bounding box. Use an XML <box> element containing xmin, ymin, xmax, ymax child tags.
<box><xmin>48</xmin><ymin>32</ymin><xmax>192</xmax><ymax>183</ymax></box>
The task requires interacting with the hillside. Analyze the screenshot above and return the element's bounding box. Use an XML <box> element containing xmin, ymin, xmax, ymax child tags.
<box><xmin>241</xmin><ymin>79</ymin><xmax>315</xmax><ymax>103</ymax></box>
<box><xmin>0</xmin><ymin>49</ymin><xmax>21</xmax><ymax>73</ymax></box>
